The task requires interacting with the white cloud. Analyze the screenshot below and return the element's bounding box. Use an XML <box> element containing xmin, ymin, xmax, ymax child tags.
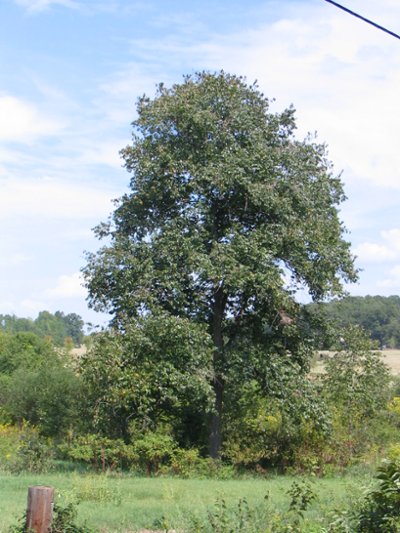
<box><xmin>353</xmin><ymin>242</ymin><xmax>397</xmax><ymax>263</ymax></box>
<box><xmin>44</xmin><ymin>272</ymin><xmax>87</xmax><ymax>299</ymax></box>
<box><xmin>0</xmin><ymin>176</ymin><xmax>117</xmax><ymax>219</ymax></box>
<box><xmin>354</xmin><ymin>229</ymin><xmax>400</xmax><ymax>263</ymax></box>
<box><xmin>119</xmin><ymin>0</ymin><xmax>400</xmax><ymax>189</ymax></box>
<box><xmin>378</xmin><ymin>265</ymin><xmax>400</xmax><ymax>288</ymax></box>
<box><xmin>98</xmin><ymin>63</ymin><xmax>159</xmax><ymax>125</ymax></box>
<box><xmin>12</xmin><ymin>0</ymin><xmax>80</xmax><ymax>12</ymax></box>
<box><xmin>77</xmin><ymin>140</ymin><xmax>125</xmax><ymax>168</ymax></box>
<box><xmin>0</xmin><ymin>96</ymin><xmax>61</xmax><ymax>141</ymax></box>
<box><xmin>382</xmin><ymin>229</ymin><xmax>400</xmax><ymax>251</ymax></box>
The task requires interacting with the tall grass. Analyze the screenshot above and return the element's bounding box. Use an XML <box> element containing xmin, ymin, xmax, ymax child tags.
<box><xmin>0</xmin><ymin>470</ymin><xmax>375</xmax><ymax>532</ymax></box>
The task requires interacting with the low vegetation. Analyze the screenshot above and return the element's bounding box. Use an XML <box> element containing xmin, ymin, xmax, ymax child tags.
<box><xmin>2</xmin><ymin>319</ymin><xmax>400</xmax><ymax>479</ymax></box>
<box><xmin>0</xmin><ymin>469</ymin><xmax>378</xmax><ymax>532</ymax></box>
<box><xmin>4</xmin><ymin>461</ymin><xmax>400</xmax><ymax>533</ymax></box>
<box><xmin>1</xmin><ymin>305</ymin><xmax>400</xmax><ymax>532</ymax></box>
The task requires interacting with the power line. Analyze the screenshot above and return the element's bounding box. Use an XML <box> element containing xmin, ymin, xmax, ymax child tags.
<box><xmin>324</xmin><ymin>0</ymin><xmax>400</xmax><ymax>41</ymax></box>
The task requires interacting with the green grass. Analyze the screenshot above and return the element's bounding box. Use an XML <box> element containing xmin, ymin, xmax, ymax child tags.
<box><xmin>0</xmin><ymin>470</ymin><xmax>375</xmax><ymax>532</ymax></box>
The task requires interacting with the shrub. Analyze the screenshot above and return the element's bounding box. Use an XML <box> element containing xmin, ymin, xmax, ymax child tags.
<box><xmin>50</xmin><ymin>503</ymin><xmax>97</xmax><ymax>533</ymax></box>
<box><xmin>0</xmin><ymin>423</ymin><xmax>20</xmax><ymax>470</ymax></box>
<box><xmin>8</xmin><ymin>503</ymin><xmax>96</xmax><ymax>533</ymax></box>
<box><xmin>0</xmin><ymin>423</ymin><xmax>53</xmax><ymax>473</ymax></box>
<box><xmin>355</xmin><ymin>459</ymin><xmax>400</xmax><ymax>533</ymax></box>
<box><xmin>323</xmin><ymin>326</ymin><xmax>390</xmax><ymax>440</ymax></box>
<box><xmin>13</xmin><ymin>426</ymin><xmax>54</xmax><ymax>474</ymax></box>
<box><xmin>132</xmin><ymin>432</ymin><xmax>177</xmax><ymax>476</ymax></box>
<box><xmin>65</xmin><ymin>435</ymin><xmax>136</xmax><ymax>473</ymax></box>
<box><xmin>170</xmin><ymin>480</ymin><xmax>318</xmax><ymax>533</ymax></box>
<box><xmin>60</xmin><ymin>473</ymin><xmax>121</xmax><ymax>505</ymax></box>
<box><xmin>170</xmin><ymin>447</ymin><xmax>202</xmax><ymax>477</ymax></box>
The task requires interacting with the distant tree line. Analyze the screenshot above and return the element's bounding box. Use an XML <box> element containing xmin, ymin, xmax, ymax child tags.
<box><xmin>0</xmin><ymin>310</ymin><xmax>85</xmax><ymax>347</ymax></box>
<box><xmin>308</xmin><ymin>295</ymin><xmax>400</xmax><ymax>349</ymax></box>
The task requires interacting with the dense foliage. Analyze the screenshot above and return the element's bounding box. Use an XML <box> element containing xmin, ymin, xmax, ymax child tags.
<box><xmin>82</xmin><ymin>71</ymin><xmax>357</xmax><ymax>457</ymax></box>
<box><xmin>0</xmin><ymin>318</ymin><xmax>398</xmax><ymax>478</ymax></box>
<box><xmin>323</xmin><ymin>325</ymin><xmax>389</xmax><ymax>434</ymax></box>
<box><xmin>0</xmin><ymin>331</ymin><xmax>86</xmax><ymax>438</ymax></box>
<box><xmin>79</xmin><ymin>316</ymin><xmax>214</xmax><ymax>442</ymax></box>
<box><xmin>308</xmin><ymin>295</ymin><xmax>400</xmax><ymax>348</ymax></box>
<box><xmin>0</xmin><ymin>310</ymin><xmax>85</xmax><ymax>347</ymax></box>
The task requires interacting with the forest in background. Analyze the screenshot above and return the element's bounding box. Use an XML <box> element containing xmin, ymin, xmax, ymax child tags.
<box><xmin>1</xmin><ymin>293</ymin><xmax>399</xmax><ymax>351</ymax></box>
<box><xmin>307</xmin><ymin>295</ymin><xmax>400</xmax><ymax>349</ymax></box>
<box><xmin>0</xmin><ymin>310</ymin><xmax>85</xmax><ymax>347</ymax></box>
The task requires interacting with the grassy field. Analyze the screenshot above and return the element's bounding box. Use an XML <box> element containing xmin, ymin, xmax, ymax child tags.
<box><xmin>0</xmin><ymin>470</ymin><xmax>374</xmax><ymax>532</ymax></box>
<box><xmin>312</xmin><ymin>349</ymin><xmax>400</xmax><ymax>375</ymax></box>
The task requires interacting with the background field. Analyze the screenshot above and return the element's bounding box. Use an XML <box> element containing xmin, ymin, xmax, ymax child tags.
<box><xmin>378</xmin><ymin>350</ymin><xmax>400</xmax><ymax>374</ymax></box>
<box><xmin>312</xmin><ymin>350</ymin><xmax>400</xmax><ymax>375</ymax></box>
<box><xmin>0</xmin><ymin>471</ymin><xmax>371</xmax><ymax>532</ymax></box>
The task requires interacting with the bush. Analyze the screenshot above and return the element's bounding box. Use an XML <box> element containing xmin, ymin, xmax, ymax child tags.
<box><xmin>8</xmin><ymin>503</ymin><xmax>96</xmax><ymax>533</ymax></box>
<box><xmin>13</xmin><ymin>426</ymin><xmax>54</xmax><ymax>474</ymax></box>
<box><xmin>0</xmin><ymin>423</ymin><xmax>20</xmax><ymax>470</ymax></box>
<box><xmin>163</xmin><ymin>480</ymin><xmax>319</xmax><ymax>533</ymax></box>
<box><xmin>0</xmin><ymin>331</ymin><xmax>87</xmax><ymax>439</ymax></box>
<box><xmin>356</xmin><ymin>459</ymin><xmax>400</xmax><ymax>533</ymax></box>
<box><xmin>0</xmin><ymin>423</ymin><xmax>54</xmax><ymax>473</ymax></box>
<box><xmin>64</xmin><ymin>435</ymin><xmax>136</xmax><ymax>474</ymax></box>
<box><xmin>50</xmin><ymin>503</ymin><xmax>97</xmax><ymax>533</ymax></box>
<box><xmin>60</xmin><ymin>473</ymin><xmax>121</xmax><ymax>505</ymax></box>
<box><xmin>170</xmin><ymin>448</ymin><xmax>202</xmax><ymax>477</ymax></box>
<box><xmin>132</xmin><ymin>432</ymin><xmax>177</xmax><ymax>476</ymax></box>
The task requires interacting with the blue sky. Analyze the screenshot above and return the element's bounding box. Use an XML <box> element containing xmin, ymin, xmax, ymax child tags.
<box><xmin>1</xmin><ymin>0</ymin><xmax>400</xmax><ymax>326</ymax></box>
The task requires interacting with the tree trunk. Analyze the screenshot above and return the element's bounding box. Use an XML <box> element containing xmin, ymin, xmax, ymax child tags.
<box><xmin>209</xmin><ymin>378</ymin><xmax>224</xmax><ymax>458</ymax></box>
<box><xmin>209</xmin><ymin>283</ymin><xmax>227</xmax><ymax>458</ymax></box>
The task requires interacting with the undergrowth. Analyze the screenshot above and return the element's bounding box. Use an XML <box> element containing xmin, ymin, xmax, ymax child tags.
<box><xmin>8</xmin><ymin>504</ymin><xmax>96</xmax><ymax>533</ymax></box>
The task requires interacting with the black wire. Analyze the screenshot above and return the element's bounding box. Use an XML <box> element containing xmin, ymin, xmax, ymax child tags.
<box><xmin>324</xmin><ymin>0</ymin><xmax>400</xmax><ymax>41</ymax></box>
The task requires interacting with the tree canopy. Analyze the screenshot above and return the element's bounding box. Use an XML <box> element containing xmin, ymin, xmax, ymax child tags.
<box><xmin>0</xmin><ymin>331</ymin><xmax>84</xmax><ymax>437</ymax></box>
<box><xmin>0</xmin><ymin>310</ymin><xmax>85</xmax><ymax>347</ymax></box>
<box><xmin>83</xmin><ymin>71</ymin><xmax>357</xmax><ymax>457</ymax></box>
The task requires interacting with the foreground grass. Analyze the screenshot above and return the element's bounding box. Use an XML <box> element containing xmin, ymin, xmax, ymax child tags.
<box><xmin>0</xmin><ymin>469</ymin><xmax>376</xmax><ymax>533</ymax></box>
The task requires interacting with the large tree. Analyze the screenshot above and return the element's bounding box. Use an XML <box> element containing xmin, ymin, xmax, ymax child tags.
<box><xmin>83</xmin><ymin>71</ymin><xmax>357</xmax><ymax>457</ymax></box>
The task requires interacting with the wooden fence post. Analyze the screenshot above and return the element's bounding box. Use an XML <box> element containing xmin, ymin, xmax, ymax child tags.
<box><xmin>26</xmin><ymin>486</ymin><xmax>54</xmax><ymax>533</ymax></box>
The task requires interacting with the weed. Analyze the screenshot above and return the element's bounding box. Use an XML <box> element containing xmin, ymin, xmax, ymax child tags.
<box><xmin>7</xmin><ymin>503</ymin><xmax>96</xmax><ymax>533</ymax></box>
<box><xmin>14</xmin><ymin>427</ymin><xmax>54</xmax><ymax>474</ymax></box>
<box><xmin>58</xmin><ymin>473</ymin><xmax>121</xmax><ymax>506</ymax></box>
